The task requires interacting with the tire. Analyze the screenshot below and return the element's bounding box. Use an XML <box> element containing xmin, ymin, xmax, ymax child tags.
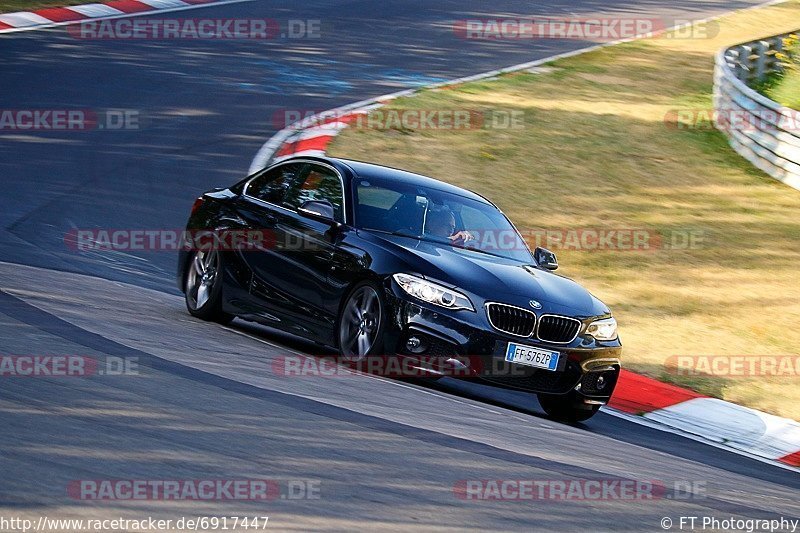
<box><xmin>337</xmin><ymin>281</ymin><xmax>387</xmax><ymax>362</ymax></box>
<box><xmin>184</xmin><ymin>249</ymin><xmax>234</xmax><ymax>324</ymax></box>
<box><xmin>537</xmin><ymin>392</ymin><xmax>601</xmax><ymax>423</ymax></box>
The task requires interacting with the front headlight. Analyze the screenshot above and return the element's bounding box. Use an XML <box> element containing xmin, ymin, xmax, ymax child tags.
<box><xmin>392</xmin><ymin>273</ymin><xmax>474</xmax><ymax>311</ymax></box>
<box><xmin>586</xmin><ymin>317</ymin><xmax>618</xmax><ymax>341</ymax></box>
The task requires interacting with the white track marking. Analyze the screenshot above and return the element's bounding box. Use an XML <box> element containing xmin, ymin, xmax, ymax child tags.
<box><xmin>644</xmin><ymin>398</ymin><xmax>800</xmax><ymax>461</ymax></box>
<box><xmin>602</xmin><ymin>407</ymin><xmax>800</xmax><ymax>473</ymax></box>
<box><xmin>0</xmin><ymin>12</ymin><xmax>53</xmax><ymax>27</ymax></box>
<box><xmin>67</xmin><ymin>3</ymin><xmax>125</xmax><ymax>17</ymax></box>
<box><xmin>135</xmin><ymin>0</ymin><xmax>191</xmax><ymax>9</ymax></box>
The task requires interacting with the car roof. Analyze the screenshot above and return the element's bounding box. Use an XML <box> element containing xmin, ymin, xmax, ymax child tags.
<box><xmin>300</xmin><ymin>156</ymin><xmax>493</xmax><ymax>205</ymax></box>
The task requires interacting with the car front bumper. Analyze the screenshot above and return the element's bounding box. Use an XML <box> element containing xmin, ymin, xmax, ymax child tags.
<box><xmin>383</xmin><ymin>284</ymin><xmax>622</xmax><ymax>403</ymax></box>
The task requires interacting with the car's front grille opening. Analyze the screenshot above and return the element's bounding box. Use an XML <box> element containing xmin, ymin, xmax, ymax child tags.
<box><xmin>580</xmin><ymin>367</ymin><xmax>620</xmax><ymax>396</ymax></box>
<box><xmin>486</xmin><ymin>303</ymin><xmax>536</xmax><ymax>337</ymax></box>
<box><xmin>399</xmin><ymin>332</ymin><xmax>460</xmax><ymax>358</ymax></box>
<box><xmin>536</xmin><ymin>315</ymin><xmax>582</xmax><ymax>344</ymax></box>
<box><xmin>482</xmin><ymin>360</ymin><xmax>582</xmax><ymax>394</ymax></box>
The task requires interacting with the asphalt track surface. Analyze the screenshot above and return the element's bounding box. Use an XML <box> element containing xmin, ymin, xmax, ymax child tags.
<box><xmin>0</xmin><ymin>0</ymin><xmax>797</xmax><ymax>530</ymax></box>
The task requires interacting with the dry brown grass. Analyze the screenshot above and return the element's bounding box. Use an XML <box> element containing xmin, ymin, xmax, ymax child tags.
<box><xmin>329</xmin><ymin>2</ymin><xmax>800</xmax><ymax>419</ymax></box>
<box><xmin>0</xmin><ymin>0</ymin><xmax>102</xmax><ymax>13</ymax></box>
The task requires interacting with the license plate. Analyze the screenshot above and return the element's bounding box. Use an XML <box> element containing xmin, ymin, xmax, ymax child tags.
<box><xmin>505</xmin><ymin>342</ymin><xmax>560</xmax><ymax>371</ymax></box>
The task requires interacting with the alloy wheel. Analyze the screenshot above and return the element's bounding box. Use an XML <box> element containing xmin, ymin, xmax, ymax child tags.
<box><xmin>339</xmin><ymin>285</ymin><xmax>382</xmax><ymax>360</ymax></box>
<box><xmin>186</xmin><ymin>249</ymin><xmax>218</xmax><ymax>310</ymax></box>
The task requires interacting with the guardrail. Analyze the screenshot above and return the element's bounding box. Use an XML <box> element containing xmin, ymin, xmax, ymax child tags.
<box><xmin>713</xmin><ymin>31</ymin><xmax>800</xmax><ymax>191</ymax></box>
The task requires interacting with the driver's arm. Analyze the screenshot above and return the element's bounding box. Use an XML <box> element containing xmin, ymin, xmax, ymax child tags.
<box><xmin>449</xmin><ymin>230</ymin><xmax>475</xmax><ymax>242</ymax></box>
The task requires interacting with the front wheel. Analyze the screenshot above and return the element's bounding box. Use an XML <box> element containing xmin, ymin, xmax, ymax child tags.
<box><xmin>537</xmin><ymin>392</ymin><xmax>601</xmax><ymax>423</ymax></box>
<box><xmin>337</xmin><ymin>282</ymin><xmax>387</xmax><ymax>362</ymax></box>
<box><xmin>184</xmin><ymin>249</ymin><xmax>234</xmax><ymax>324</ymax></box>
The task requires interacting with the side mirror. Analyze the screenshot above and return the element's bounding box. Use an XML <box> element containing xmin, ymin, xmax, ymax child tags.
<box><xmin>534</xmin><ymin>246</ymin><xmax>558</xmax><ymax>270</ymax></box>
<box><xmin>297</xmin><ymin>200</ymin><xmax>339</xmax><ymax>226</ymax></box>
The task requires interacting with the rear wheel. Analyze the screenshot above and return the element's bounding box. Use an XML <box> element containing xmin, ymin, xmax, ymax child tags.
<box><xmin>537</xmin><ymin>392</ymin><xmax>601</xmax><ymax>423</ymax></box>
<box><xmin>338</xmin><ymin>282</ymin><xmax>386</xmax><ymax>362</ymax></box>
<box><xmin>185</xmin><ymin>249</ymin><xmax>234</xmax><ymax>324</ymax></box>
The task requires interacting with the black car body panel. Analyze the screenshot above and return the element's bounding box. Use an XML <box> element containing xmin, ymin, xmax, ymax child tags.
<box><xmin>178</xmin><ymin>156</ymin><xmax>622</xmax><ymax>403</ymax></box>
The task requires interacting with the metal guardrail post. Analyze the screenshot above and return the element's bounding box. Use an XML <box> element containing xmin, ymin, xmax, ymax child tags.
<box><xmin>713</xmin><ymin>31</ymin><xmax>800</xmax><ymax>191</ymax></box>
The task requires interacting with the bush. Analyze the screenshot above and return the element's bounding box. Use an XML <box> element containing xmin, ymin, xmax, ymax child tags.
<box><xmin>755</xmin><ymin>33</ymin><xmax>800</xmax><ymax>109</ymax></box>
<box><xmin>776</xmin><ymin>33</ymin><xmax>799</xmax><ymax>71</ymax></box>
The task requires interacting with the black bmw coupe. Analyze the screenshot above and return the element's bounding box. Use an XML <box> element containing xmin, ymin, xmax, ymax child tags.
<box><xmin>178</xmin><ymin>156</ymin><xmax>622</xmax><ymax>421</ymax></box>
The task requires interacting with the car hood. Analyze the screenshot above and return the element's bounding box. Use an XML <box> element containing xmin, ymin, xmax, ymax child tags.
<box><xmin>369</xmin><ymin>233</ymin><xmax>610</xmax><ymax>317</ymax></box>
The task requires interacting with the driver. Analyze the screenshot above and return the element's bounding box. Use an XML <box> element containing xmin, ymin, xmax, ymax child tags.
<box><xmin>425</xmin><ymin>207</ymin><xmax>474</xmax><ymax>243</ymax></box>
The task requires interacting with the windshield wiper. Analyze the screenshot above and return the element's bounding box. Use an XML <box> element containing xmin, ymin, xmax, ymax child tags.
<box><xmin>362</xmin><ymin>228</ymin><xmax>423</xmax><ymax>240</ymax></box>
<box><xmin>449</xmin><ymin>244</ymin><xmax>514</xmax><ymax>260</ymax></box>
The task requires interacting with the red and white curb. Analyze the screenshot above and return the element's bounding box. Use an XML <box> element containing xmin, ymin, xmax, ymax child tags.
<box><xmin>0</xmin><ymin>0</ymin><xmax>251</xmax><ymax>33</ymax></box>
<box><xmin>247</xmin><ymin>1</ymin><xmax>799</xmax><ymax>470</ymax></box>
<box><xmin>249</xmin><ymin>98</ymin><xmax>406</xmax><ymax>173</ymax></box>
<box><xmin>608</xmin><ymin>370</ymin><xmax>800</xmax><ymax>469</ymax></box>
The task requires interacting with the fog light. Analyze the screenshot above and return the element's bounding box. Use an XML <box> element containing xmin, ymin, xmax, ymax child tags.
<box><xmin>406</xmin><ymin>336</ymin><xmax>427</xmax><ymax>354</ymax></box>
<box><xmin>596</xmin><ymin>375</ymin><xmax>607</xmax><ymax>391</ymax></box>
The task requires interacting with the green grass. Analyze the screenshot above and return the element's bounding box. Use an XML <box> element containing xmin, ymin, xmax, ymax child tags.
<box><xmin>755</xmin><ymin>34</ymin><xmax>800</xmax><ymax>109</ymax></box>
<box><xmin>329</xmin><ymin>2</ymin><xmax>800</xmax><ymax>419</ymax></box>
<box><xmin>764</xmin><ymin>68</ymin><xmax>800</xmax><ymax>109</ymax></box>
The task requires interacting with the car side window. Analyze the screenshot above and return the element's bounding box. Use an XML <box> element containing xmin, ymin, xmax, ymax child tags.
<box><xmin>282</xmin><ymin>164</ymin><xmax>345</xmax><ymax>222</ymax></box>
<box><xmin>245</xmin><ymin>163</ymin><xmax>304</xmax><ymax>205</ymax></box>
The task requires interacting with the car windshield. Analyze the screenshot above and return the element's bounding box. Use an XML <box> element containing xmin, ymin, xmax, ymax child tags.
<box><xmin>353</xmin><ymin>176</ymin><xmax>533</xmax><ymax>263</ymax></box>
